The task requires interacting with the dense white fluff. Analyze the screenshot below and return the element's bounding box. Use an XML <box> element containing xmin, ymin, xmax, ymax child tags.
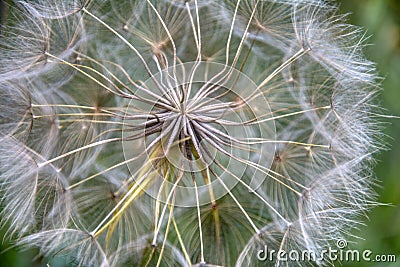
<box><xmin>0</xmin><ymin>5</ymin><xmax>87</xmax><ymax>87</ymax></box>
<box><xmin>0</xmin><ymin>0</ymin><xmax>383</xmax><ymax>266</ymax></box>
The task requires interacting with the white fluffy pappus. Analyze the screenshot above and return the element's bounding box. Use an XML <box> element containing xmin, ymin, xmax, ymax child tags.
<box><xmin>0</xmin><ymin>0</ymin><xmax>385</xmax><ymax>266</ymax></box>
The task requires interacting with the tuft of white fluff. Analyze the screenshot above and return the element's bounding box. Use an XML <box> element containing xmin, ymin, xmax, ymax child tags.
<box><xmin>0</xmin><ymin>0</ymin><xmax>384</xmax><ymax>266</ymax></box>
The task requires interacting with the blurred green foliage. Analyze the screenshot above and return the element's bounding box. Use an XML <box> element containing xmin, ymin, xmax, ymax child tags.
<box><xmin>0</xmin><ymin>0</ymin><xmax>399</xmax><ymax>266</ymax></box>
<box><xmin>338</xmin><ymin>0</ymin><xmax>400</xmax><ymax>266</ymax></box>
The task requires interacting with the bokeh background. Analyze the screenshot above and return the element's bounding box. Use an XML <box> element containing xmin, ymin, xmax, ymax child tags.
<box><xmin>0</xmin><ymin>0</ymin><xmax>399</xmax><ymax>266</ymax></box>
<box><xmin>338</xmin><ymin>1</ymin><xmax>400</xmax><ymax>266</ymax></box>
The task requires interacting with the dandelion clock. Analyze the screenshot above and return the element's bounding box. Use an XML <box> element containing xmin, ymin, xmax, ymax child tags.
<box><xmin>0</xmin><ymin>0</ymin><xmax>387</xmax><ymax>266</ymax></box>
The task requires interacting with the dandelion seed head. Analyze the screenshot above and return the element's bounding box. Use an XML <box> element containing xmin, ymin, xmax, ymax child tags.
<box><xmin>0</xmin><ymin>0</ymin><xmax>385</xmax><ymax>266</ymax></box>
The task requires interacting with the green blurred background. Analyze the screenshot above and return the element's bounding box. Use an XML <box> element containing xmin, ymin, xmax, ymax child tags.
<box><xmin>0</xmin><ymin>0</ymin><xmax>399</xmax><ymax>266</ymax></box>
<box><xmin>338</xmin><ymin>1</ymin><xmax>400</xmax><ymax>266</ymax></box>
